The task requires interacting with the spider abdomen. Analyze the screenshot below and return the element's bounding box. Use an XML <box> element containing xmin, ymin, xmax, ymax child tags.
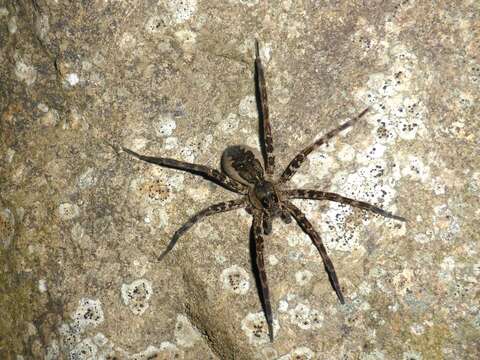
<box><xmin>221</xmin><ymin>145</ymin><xmax>264</xmax><ymax>185</ymax></box>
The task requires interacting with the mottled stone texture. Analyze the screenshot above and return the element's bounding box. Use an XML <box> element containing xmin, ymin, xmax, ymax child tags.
<box><xmin>1</xmin><ymin>0</ymin><xmax>479</xmax><ymax>359</ymax></box>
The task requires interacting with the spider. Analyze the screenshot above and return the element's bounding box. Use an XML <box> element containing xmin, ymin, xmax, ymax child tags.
<box><xmin>121</xmin><ymin>40</ymin><xmax>406</xmax><ymax>342</ymax></box>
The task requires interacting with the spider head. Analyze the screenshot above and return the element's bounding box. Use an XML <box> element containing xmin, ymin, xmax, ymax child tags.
<box><xmin>253</xmin><ymin>181</ymin><xmax>282</xmax><ymax>213</ymax></box>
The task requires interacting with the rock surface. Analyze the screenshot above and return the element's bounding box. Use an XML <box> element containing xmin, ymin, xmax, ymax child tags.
<box><xmin>1</xmin><ymin>0</ymin><xmax>479</xmax><ymax>359</ymax></box>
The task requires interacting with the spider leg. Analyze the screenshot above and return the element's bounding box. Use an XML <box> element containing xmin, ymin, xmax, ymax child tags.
<box><xmin>284</xmin><ymin>201</ymin><xmax>345</xmax><ymax>304</ymax></box>
<box><xmin>283</xmin><ymin>189</ymin><xmax>407</xmax><ymax>222</ymax></box>
<box><xmin>278</xmin><ymin>108</ymin><xmax>369</xmax><ymax>184</ymax></box>
<box><xmin>254</xmin><ymin>40</ymin><xmax>275</xmax><ymax>177</ymax></box>
<box><xmin>158</xmin><ymin>198</ymin><xmax>247</xmax><ymax>261</ymax></box>
<box><xmin>122</xmin><ymin>147</ymin><xmax>248</xmax><ymax>194</ymax></box>
<box><xmin>251</xmin><ymin>211</ymin><xmax>275</xmax><ymax>342</ymax></box>
<box><xmin>262</xmin><ymin>211</ymin><xmax>272</xmax><ymax>235</ymax></box>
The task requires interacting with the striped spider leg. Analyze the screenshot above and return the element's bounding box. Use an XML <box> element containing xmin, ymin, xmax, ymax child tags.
<box><xmin>255</xmin><ymin>39</ymin><xmax>275</xmax><ymax>177</ymax></box>
<box><xmin>251</xmin><ymin>210</ymin><xmax>275</xmax><ymax>342</ymax></box>
<box><xmin>283</xmin><ymin>189</ymin><xmax>407</xmax><ymax>222</ymax></box>
<box><xmin>278</xmin><ymin>107</ymin><xmax>370</xmax><ymax>184</ymax></box>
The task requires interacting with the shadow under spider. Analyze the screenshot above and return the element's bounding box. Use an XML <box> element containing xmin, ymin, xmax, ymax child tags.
<box><xmin>119</xmin><ymin>40</ymin><xmax>407</xmax><ymax>342</ymax></box>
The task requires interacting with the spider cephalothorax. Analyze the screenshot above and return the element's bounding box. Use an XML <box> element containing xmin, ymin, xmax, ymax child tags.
<box><xmin>121</xmin><ymin>40</ymin><xmax>406</xmax><ymax>342</ymax></box>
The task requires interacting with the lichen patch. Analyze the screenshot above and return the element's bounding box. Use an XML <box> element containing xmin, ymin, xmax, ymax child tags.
<box><xmin>288</xmin><ymin>303</ymin><xmax>323</xmax><ymax>330</ymax></box>
<box><xmin>241</xmin><ymin>312</ymin><xmax>279</xmax><ymax>345</ymax></box>
<box><xmin>221</xmin><ymin>265</ymin><xmax>251</xmax><ymax>295</ymax></box>
<box><xmin>71</xmin><ymin>298</ymin><xmax>104</xmax><ymax>333</ymax></box>
<box><xmin>58</xmin><ymin>203</ymin><xmax>80</xmax><ymax>220</ymax></box>
<box><xmin>121</xmin><ymin>279</ymin><xmax>153</xmax><ymax>315</ymax></box>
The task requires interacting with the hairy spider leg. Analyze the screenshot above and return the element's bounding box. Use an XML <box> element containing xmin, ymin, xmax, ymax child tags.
<box><xmin>262</xmin><ymin>211</ymin><xmax>273</xmax><ymax>235</ymax></box>
<box><xmin>283</xmin><ymin>189</ymin><xmax>407</xmax><ymax>222</ymax></box>
<box><xmin>279</xmin><ymin>108</ymin><xmax>370</xmax><ymax>184</ymax></box>
<box><xmin>254</xmin><ymin>40</ymin><xmax>275</xmax><ymax>177</ymax></box>
<box><xmin>122</xmin><ymin>147</ymin><xmax>248</xmax><ymax>194</ymax></box>
<box><xmin>252</xmin><ymin>211</ymin><xmax>275</xmax><ymax>342</ymax></box>
<box><xmin>285</xmin><ymin>201</ymin><xmax>345</xmax><ymax>304</ymax></box>
<box><xmin>158</xmin><ymin>198</ymin><xmax>247</xmax><ymax>261</ymax></box>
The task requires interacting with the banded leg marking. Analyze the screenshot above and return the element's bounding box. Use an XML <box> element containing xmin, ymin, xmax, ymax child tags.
<box><xmin>158</xmin><ymin>198</ymin><xmax>247</xmax><ymax>261</ymax></box>
<box><xmin>122</xmin><ymin>147</ymin><xmax>248</xmax><ymax>194</ymax></box>
<box><xmin>283</xmin><ymin>189</ymin><xmax>406</xmax><ymax>222</ymax></box>
<box><xmin>279</xmin><ymin>108</ymin><xmax>369</xmax><ymax>184</ymax></box>
<box><xmin>255</xmin><ymin>40</ymin><xmax>275</xmax><ymax>176</ymax></box>
<box><xmin>284</xmin><ymin>201</ymin><xmax>345</xmax><ymax>304</ymax></box>
<box><xmin>252</xmin><ymin>211</ymin><xmax>274</xmax><ymax>342</ymax></box>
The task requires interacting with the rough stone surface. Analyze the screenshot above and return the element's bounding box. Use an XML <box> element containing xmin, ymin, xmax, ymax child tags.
<box><xmin>1</xmin><ymin>0</ymin><xmax>479</xmax><ymax>359</ymax></box>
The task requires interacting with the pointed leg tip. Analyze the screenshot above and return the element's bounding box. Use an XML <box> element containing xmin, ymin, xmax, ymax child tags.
<box><xmin>255</xmin><ymin>38</ymin><xmax>260</xmax><ymax>58</ymax></box>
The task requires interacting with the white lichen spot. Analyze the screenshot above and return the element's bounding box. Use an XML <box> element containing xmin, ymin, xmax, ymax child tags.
<box><xmin>410</xmin><ymin>323</ymin><xmax>425</xmax><ymax>335</ymax></box>
<box><xmin>358</xmin><ymin>281</ymin><xmax>372</xmax><ymax>296</ymax></box>
<box><xmin>400</xmin><ymin>155</ymin><xmax>430</xmax><ymax>182</ymax></box>
<box><xmin>39</xmin><ymin>110</ymin><xmax>59</xmax><ymax>127</ymax></box>
<box><xmin>268</xmin><ymin>254</ymin><xmax>279</xmax><ymax>266</ymax></box>
<box><xmin>45</xmin><ymin>339</ymin><xmax>60</xmax><ymax>360</ymax></box>
<box><xmin>221</xmin><ymin>265</ymin><xmax>250</xmax><ymax>295</ymax></box>
<box><xmin>58</xmin><ymin>203</ymin><xmax>80</xmax><ymax>220</ymax></box>
<box><xmin>278</xmin><ymin>347</ymin><xmax>315</xmax><ymax>360</ymax></box>
<box><xmin>414</xmin><ymin>232</ymin><xmax>432</xmax><ymax>244</ymax></box>
<box><xmin>155</xmin><ymin>115</ymin><xmax>177</xmax><ymax>137</ymax></box>
<box><xmin>179</xmin><ymin>145</ymin><xmax>196</xmax><ymax>162</ymax></box>
<box><xmin>0</xmin><ymin>208</ymin><xmax>15</xmax><ymax>248</ymax></box>
<box><xmin>278</xmin><ymin>300</ymin><xmax>289</xmax><ymax>313</ymax></box>
<box><xmin>174</xmin><ymin>314</ymin><xmax>201</xmax><ymax>348</ymax></box>
<box><xmin>71</xmin><ymin>298</ymin><xmax>104</xmax><ymax>333</ymax></box>
<box><xmin>360</xmin><ymin>351</ymin><xmax>386</xmax><ymax>360</ymax></box>
<box><xmin>59</xmin><ymin>323</ymin><xmax>81</xmax><ymax>349</ymax></box>
<box><xmin>393</xmin><ymin>268</ymin><xmax>415</xmax><ymax>296</ymax></box>
<box><xmin>402</xmin><ymin>350</ymin><xmax>422</xmax><ymax>360</ymax></box>
<box><xmin>239</xmin><ymin>95</ymin><xmax>257</xmax><ymax>118</ymax></box>
<box><xmin>289</xmin><ymin>303</ymin><xmax>323</xmax><ymax>330</ymax></box>
<box><xmin>8</xmin><ymin>16</ymin><xmax>17</xmax><ymax>33</ymax></box>
<box><xmin>70</xmin><ymin>338</ymin><xmax>97</xmax><ymax>360</ymax></box>
<box><xmin>6</xmin><ymin>148</ymin><xmax>15</xmax><ymax>163</ymax></box>
<box><xmin>337</xmin><ymin>143</ymin><xmax>356</xmax><ymax>162</ymax></box>
<box><xmin>130</xmin><ymin>343</ymin><xmax>183</xmax><ymax>360</ymax></box>
<box><xmin>78</xmin><ymin>167</ymin><xmax>97</xmax><ymax>189</ymax></box>
<box><xmin>37</xmin><ymin>103</ymin><xmax>49</xmax><ymax>112</ymax></box>
<box><xmin>295</xmin><ymin>270</ymin><xmax>313</xmax><ymax>286</ymax></box>
<box><xmin>233</xmin><ymin>0</ymin><xmax>259</xmax><ymax>7</ymax></box>
<box><xmin>175</xmin><ymin>29</ymin><xmax>197</xmax><ymax>49</ymax></box>
<box><xmin>121</xmin><ymin>279</ymin><xmax>153</xmax><ymax>315</ymax></box>
<box><xmin>144</xmin><ymin>15</ymin><xmax>165</xmax><ymax>34</ymax></box>
<box><xmin>356</xmin><ymin>143</ymin><xmax>387</xmax><ymax>164</ymax></box>
<box><xmin>168</xmin><ymin>0</ymin><xmax>197</xmax><ymax>24</ymax></box>
<box><xmin>0</xmin><ymin>7</ymin><xmax>9</xmax><ymax>17</ymax></box>
<box><xmin>38</xmin><ymin>279</ymin><xmax>47</xmax><ymax>293</ymax></box>
<box><xmin>164</xmin><ymin>136</ymin><xmax>178</xmax><ymax>150</ymax></box>
<box><xmin>438</xmin><ymin>256</ymin><xmax>455</xmax><ymax>282</ymax></box>
<box><xmin>119</xmin><ymin>32</ymin><xmax>137</xmax><ymax>49</ymax></box>
<box><xmin>66</xmin><ymin>73</ymin><xmax>79</xmax><ymax>86</ymax></box>
<box><xmin>15</xmin><ymin>60</ymin><xmax>37</xmax><ymax>85</ymax></box>
<box><xmin>241</xmin><ymin>312</ymin><xmax>279</xmax><ymax>345</ymax></box>
<box><xmin>220</xmin><ymin>113</ymin><xmax>240</xmax><ymax>134</ymax></box>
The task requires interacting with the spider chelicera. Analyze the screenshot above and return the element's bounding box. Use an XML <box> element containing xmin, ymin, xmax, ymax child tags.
<box><xmin>121</xmin><ymin>40</ymin><xmax>406</xmax><ymax>342</ymax></box>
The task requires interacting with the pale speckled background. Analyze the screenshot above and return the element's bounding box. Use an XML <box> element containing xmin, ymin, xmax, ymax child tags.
<box><xmin>1</xmin><ymin>0</ymin><xmax>479</xmax><ymax>359</ymax></box>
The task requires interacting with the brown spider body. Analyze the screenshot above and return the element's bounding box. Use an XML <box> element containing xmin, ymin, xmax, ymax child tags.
<box><xmin>121</xmin><ymin>40</ymin><xmax>406</xmax><ymax>342</ymax></box>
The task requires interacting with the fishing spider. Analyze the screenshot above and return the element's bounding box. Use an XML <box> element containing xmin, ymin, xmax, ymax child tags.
<box><xmin>121</xmin><ymin>41</ymin><xmax>406</xmax><ymax>342</ymax></box>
